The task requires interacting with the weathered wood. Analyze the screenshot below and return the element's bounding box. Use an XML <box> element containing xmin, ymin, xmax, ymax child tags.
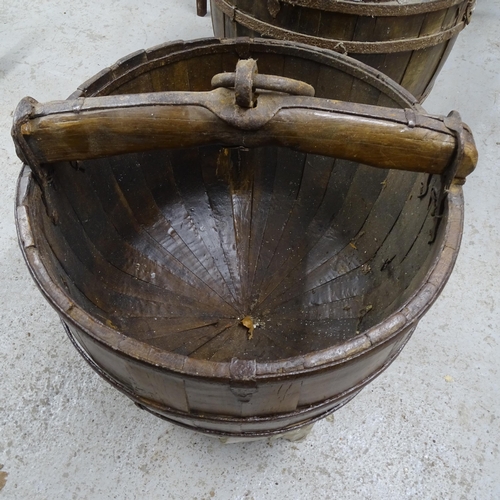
<box><xmin>14</xmin><ymin>38</ymin><xmax>473</xmax><ymax>438</ymax></box>
<box><xmin>13</xmin><ymin>91</ymin><xmax>476</xmax><ymax>180</ymax></box>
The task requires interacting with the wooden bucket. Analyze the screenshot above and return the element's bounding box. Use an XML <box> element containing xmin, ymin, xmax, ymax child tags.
<box><xmin>13</xmin><ymin>38</ymin><xmax>477</xmax><ymax>438</ymax></box>
<box><xmin>207</xmin><ymin>0</ymin><xmax>475</xmax><ymax>102</ymax></box>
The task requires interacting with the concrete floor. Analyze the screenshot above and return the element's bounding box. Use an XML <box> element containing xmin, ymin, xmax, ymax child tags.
<box><xmin>1</xmin><ymin>1</ymin><xmax>499</xmax><ymax>498</ymax></box>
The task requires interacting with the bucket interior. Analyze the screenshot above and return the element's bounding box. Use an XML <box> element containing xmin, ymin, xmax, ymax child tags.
<box><xmin>28</xmin><ymin>41</ymin><xmax>445</xmax><ymax>363</ymax></box>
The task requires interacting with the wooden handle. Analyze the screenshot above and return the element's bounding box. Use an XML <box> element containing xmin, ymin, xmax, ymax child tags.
<box><xmin>12</xmin><ymin>90</ymin><xmax>477</xmax><ymax>183</ymax></box>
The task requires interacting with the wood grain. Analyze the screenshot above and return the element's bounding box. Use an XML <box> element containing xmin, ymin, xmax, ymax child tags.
<box><xmin>15</xmin><ymin>38</ymin><xmax>470</xmax><ymax>437</ymax></box>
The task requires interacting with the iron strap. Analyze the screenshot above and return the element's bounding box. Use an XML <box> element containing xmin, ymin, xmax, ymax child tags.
<box><xmin>443</xmin><ymin>110</ymin><xmax>466</xmax><ymax>188</ymax></box>
<box><xmin>428</xmin><ymin>110</ymin><xmax>466</xmax><ymax>244</ymax></box>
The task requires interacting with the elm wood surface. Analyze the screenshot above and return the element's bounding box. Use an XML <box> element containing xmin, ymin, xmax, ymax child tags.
<box><xmin>208</xmin><ymin>0</ymin><xmax>475</xmax><ymax>101</ymax></box>
<box><xmin>14</xmin><ymin>91</ymin><xmax>476</xmax><ymax>180</ymax></box>
<box><xmin>14</xmin><ymin>38</ymin><xmax>474</xmax><ymax>437</ymax></box>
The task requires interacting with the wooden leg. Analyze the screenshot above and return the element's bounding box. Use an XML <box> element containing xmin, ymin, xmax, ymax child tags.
<box><xmin>197</xmin><ymin>0</ymin><xmax>207</xmax><ymax>17</ymax></box>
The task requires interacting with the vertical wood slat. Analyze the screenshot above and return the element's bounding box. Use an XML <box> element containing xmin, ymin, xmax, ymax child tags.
<box><xmin>211</xmin><ymin>1</ymin><xmax>226</xmax><ymax>36</ymax></box>
<box><xmin>229</xmin><ymin>149</ymin><xmax>254</xmax><ymax>308</ymax></box>
<box><xmin>413</xmin><ymin>4</ymin><xmax>462</xmax><ymax>100</ymax></box>
<box><xmin>400</xmin><ymin>8</ymin><xmax>451</xmax><ymax>97</ymax></box>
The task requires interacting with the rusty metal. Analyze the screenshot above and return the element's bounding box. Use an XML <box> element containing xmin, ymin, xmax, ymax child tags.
<box><xmin>234</xmin><ymin>58</ymin><xmax>258</xmax><ymax>108</ymax></box>
<box><xmin>211</xmin><ymin>59</ymin><xmax>316</xmax><ymax>100</ymax></box>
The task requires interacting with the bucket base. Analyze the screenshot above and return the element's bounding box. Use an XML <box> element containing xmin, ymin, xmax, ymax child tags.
<box><xmin>218</xmin><ymin>422</ymin><xmax>316</xmax><ymax>444</ymax></box>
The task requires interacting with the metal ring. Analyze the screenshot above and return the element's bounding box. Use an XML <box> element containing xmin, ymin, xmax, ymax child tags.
<box><xmin>234</xmin><ymin>59</ymin><xmax>258</xmax><ymax>108</ymax></box>
<box><xmin>211</xmin><ymin>59</ymin><xmax>315</xmax><ymax>108</ymax></box>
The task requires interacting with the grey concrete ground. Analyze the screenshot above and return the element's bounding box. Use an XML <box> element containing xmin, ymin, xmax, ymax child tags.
<box><xmin>0</xmin><ymin>1</ymin><xmax>499</xmax><ymax>498</ymax></box>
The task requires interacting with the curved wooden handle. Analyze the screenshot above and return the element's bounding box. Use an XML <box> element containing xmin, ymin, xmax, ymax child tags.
<box><xmin>12</xmin><ymin>90</ymin><xmax>477</xmax><ymax>184</ymax></box>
